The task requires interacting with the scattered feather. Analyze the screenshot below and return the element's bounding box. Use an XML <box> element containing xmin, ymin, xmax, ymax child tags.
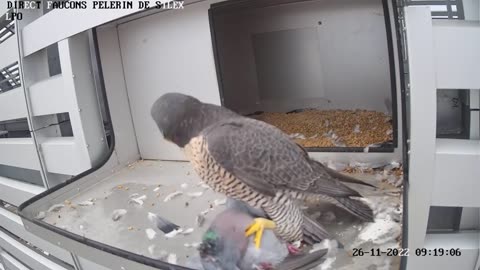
<box><xmin>353</xmin><ymin>124</ymin><xmax>361</xmax><ymax>133</ymax></box>
<box><xmin>197</xmin><ymin>182</ymin><xmax>210</xmax><ymax>189</ymax></box>
<box><xmin>153</xmin><ymin>187</ymin><xmax>161</xmax><ymax>192</ymax></box>
<box><xmin>129</xmin><ymin>195</ymin><xmax>147</xmax><ymax>206</ymax></box>
<box><xmin>47</xmin><ymin>204</ymin><xmax>65</xmax><ymax>213</ymax></box>
<box><xmin>78</xmin><ymin>198</ymin><xmax>95</xmax><ymax>206</ymax></box>
<box><xmin>129</xmin><ymin>193</ymin><xmax>140</xmax><ymax>198</ymax></box>
<box><xmin>289</xmin><ymin>133</ymin><xmax>306</xmax><ymax>140</ymax></box>
<box><xmin>326</xmin><ymin>160</ymin><xmax>347</xmax><ymax>171</ymax></box>
<box><xmin>184</xmin><ymin>242</ymin><xmax>201</xmax><ymax>248</ymax></box>
<box><xmin>146</xmin><ymin>228</ymin><xmax>157</xmax><ymax>240</ymax></box>
<box><xmin>180</xmin><ymin>183</ymin><xmax>188</xmax><ymax>189</ymax></box>
<box><xmin>384</xmin><ymin>161</ymin><xmax>401</xmax><ymax>171</ymax></box>
<box><xmin>214</xmin><ymin>198</ymin><xmax>227</xmax><ymax>206</ymax></box>
<box><xmin>35</xmin><ymin>211</ymin><xmax>46</xmax><ymax>220</ymax></box>
<box><xmin>163</xmin><ymin>191</ymin><xmax>183</xmax><ymax>202</ymax></box>
<box><xmin>323</xmin><ymin>130</ymin><xmax>346</xmax><ymax>147</ymax></box>
<box><xmin>292</xmin><ymin>240</ymin><xmax>302</xmax><ymax>248</ymax></box>
<box><xmin>148</xmin><ymin>244</ymin><xmax>156</xmax><ymax>256</ymax></box>
<box><xmin>111</xmin><ymin>209</ymin><xmax>127</xmax><ymax>221</ymax></box>
<box><xmin>196</xmin><ymin>214</ymin><xmax>206</xmax><ymax>227</ymax></box>
<box><xmin>187</xmin><ymin>191</ymin><xmax>203</xmax><ymax>198</ymax></box>
<box><xmin>165</xmin><ymin>228</ymin><xmax>183</xmax><ymax>238</ymax></box>
<box><xmin>147</xmin><ymin>212</ymin><xmax>180</xmax><ymax>233</ymax></box>
<box><xmin>158</xmin><ymin>250</ymin><xmax>169</xmax><ymax>261</ymax></box>
<box><xmin>147</xmin><ymin>246</ymin><xmax>168</xmax><ymax>261</ymax></box>
<box><xmin>181</xmin><ymin>228</ymin><xmax>194</xmax><ymax>235</ymax></box>
<box><xmin>200</xmin><ymin>209</ymin><xmax>211</xmax><ymax>216</ymax></box>
<box><xmin>357</xmin><ymin>215</ymin><xmax>401</xmax><ymax>245</ymax></box>
<box><xmin>167</xmin><ymin>253</ymin><xmax>177</xmax><ymax>264</ymax></box>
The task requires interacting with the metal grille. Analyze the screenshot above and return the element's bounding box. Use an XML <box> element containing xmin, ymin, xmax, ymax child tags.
<box><xmin>406</xmin><ymin>0</ymin><xmax>465</xmax><ymax>19</ymax></box>
<box><xmin>0</xmin><ymin>62</ymin><xmax>21</xmax><ymax>93</ymax></box>
<box><xmin>0</xmin><ymin>14</ymin><xmax>15</xmax><ymax>44</ymax></box>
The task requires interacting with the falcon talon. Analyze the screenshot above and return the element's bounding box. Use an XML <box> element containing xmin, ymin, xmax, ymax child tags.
<box><xmin>245</xmin><ymin>218</ymin><xmax>276</xmax><ymax>249</ymax></box>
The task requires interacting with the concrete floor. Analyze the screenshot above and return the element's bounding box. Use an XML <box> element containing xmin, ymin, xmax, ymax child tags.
<box><xmin>40</xmin><ymin>160</ymin><xmax>403</xmax><ymax>270</ymax></box>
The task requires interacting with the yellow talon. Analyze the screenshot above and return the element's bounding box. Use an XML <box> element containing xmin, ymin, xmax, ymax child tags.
<box><xmin>244</xmin><ymin>218</ymin><xmax>276</xmax><ymax>249</ymax></box>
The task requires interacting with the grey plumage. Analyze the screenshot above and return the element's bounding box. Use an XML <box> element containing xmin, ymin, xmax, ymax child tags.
<box><xmin>151</xmin><ymin>93</ymin><xmax>374</xmax><ymax>244</ymax></box>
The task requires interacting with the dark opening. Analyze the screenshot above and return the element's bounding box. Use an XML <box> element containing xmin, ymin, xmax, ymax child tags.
<box><xmin>0</xmin><ymin>117</ymin><xmax>31</xmax><ymax>138</ymax></box>
<box><xmin>209</xmin><ymin>0</ymin><xmax>398</xmax><ymax>152</ymax></box>
<box><xmin>436</xmin><ymin>89</ymin><xmax>472</xmax><ymax>139</ymax></box>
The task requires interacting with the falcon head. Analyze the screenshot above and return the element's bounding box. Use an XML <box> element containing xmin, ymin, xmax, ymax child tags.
<box><xmin>150</xmin><ymin>93</ymin><xmax>201</xmax><ymax>147</ymax></box>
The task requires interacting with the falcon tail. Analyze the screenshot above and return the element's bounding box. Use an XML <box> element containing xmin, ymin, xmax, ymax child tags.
<box><xmin>302</xmin><ymin>215</ymin><xmax>331</xmax><ymax>245</ymax></box>
<box><xmin>310</xmin><ymin>159</ymin><xmax>377</xmax><ymax>188</ymax></box>
<box><xmin>277</xmin><ymin>248</ymin><xmax>328</xmax><ymax>270</ymax></box>
<box><xmin>333</xmin><ymin>197</ymin><xmax>374</xmax><ymax>222</ymax></box>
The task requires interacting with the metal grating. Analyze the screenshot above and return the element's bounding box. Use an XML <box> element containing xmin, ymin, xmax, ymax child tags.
<box><xmin>406</xmin><ymin>0</ymin><xmax>465</xmax><ymax>19</ymax></box>
<box><xmin>0</xmin><ymin>13</ymin><xmax>15</xmax><ymax>44</ymax></box>
<box><xmin>0</xmin><ymin>62</ymin><xmax>21</xmax><ymax>94</ymax></box>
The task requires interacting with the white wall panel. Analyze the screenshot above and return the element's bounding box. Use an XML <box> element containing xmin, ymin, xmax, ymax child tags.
<box><xmin>0</xmin><ymin>176</ymin><xmax>45</xmax><ymax>206</ymax></box>
<box><xmin>20</xmin><ymin>0</ymin><xmax>157</xmax><ymax>56</ymax></box>
<box><xmin>463</xmin><ymin>0</ymin><xmax>480</xmax><ymax>20</ymax></box>
<box><xmin>0</xmin><ymin>138</ymin><xmax>40</xmax><ymax>170</ymax></box>
<box><xmin>0</xmin><ymin>230</ymin><xmax>68</xmax><ymax>270</ymax></box>
<box><xmin>41</xmin><ymin>137</ymin><xmax>91</xmax><ymax>175</ymax></box>
<box><xmin>0</xmin><ymin>36</ymin><xmax>18</xmax><ymax>68</ymax></box>
<box><xmin>432</xmin><ymin>139</ymin><xmax>480</xmax><ymax>207</ymax></box>
<box><xmin>0</xmin><ymin>251</ymin><xmax>29</xmax><ymax>270</ymax></box>
<box><xmin>96</xmin><ymin>25</ymin><xmax>140</xmax><ymax>165</ymax></box>
<box><xmin>0</xmin><ymin>208</ymin><xmax>74</xmax><ymax>265</ymax></box>
<box><xmin>118</xmin><ymin>0</ymin><xmax>221</xmax><ymax>160</ymax></box>
<box><xmin>404</xmin><ymin>6</ymin><xmax>437</xmax><ymax>252</ymax></box>
<box><xmin>55</xmin><ymin>33</ymin><xmax>108</xmax><ymax>172</ymax></box>
<box><xmin>20</xmin><ymin>0</ymin><xmax>207</xmax><ymax>56</ymax></box>
<box><xmin>0</xmin><ymin>1</ymin><xmax>8</xmax><ymax>17</ymax></box>
<box><xmin>0</xmin><ymin>88</ymin><xmax>27</xmax><ymax>122</ymax></box>
<box><xmin>28</xmin><ymin>75</ymin><xmax>71</xmax><ymax>116</ymax></box>
<box><xmin>433</xmin><ymin>20</ymin><xmax>480</xmax><ymax>89</ymax></box>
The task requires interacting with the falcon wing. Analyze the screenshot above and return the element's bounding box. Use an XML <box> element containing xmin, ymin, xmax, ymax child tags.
<box><xmin>203</xmin><ymin>118</ymin><xmax>358</xmax><ymax>197</ymax></box>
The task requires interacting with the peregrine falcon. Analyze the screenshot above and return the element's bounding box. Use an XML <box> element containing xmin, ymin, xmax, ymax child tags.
<box><xmin>151</xmin><ymin>93</ymin><xmax>374</xmax><ymax>248</ymax></box>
